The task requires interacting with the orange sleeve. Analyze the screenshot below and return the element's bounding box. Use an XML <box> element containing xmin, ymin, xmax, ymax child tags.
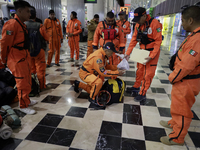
<box><xmin>58</xmin><ymin>20</ymin><xmax>63</xmax><ymax>39</ymax></box>
<box><xmin>73</xmin><ymin>21</ymin><xmax>82</xmax><ymax>35</ymax></box>
<box><xmin>169</xmin><ymin>41</ymin><xmax>200</xmax><ymax>83</ymax></box>
<box><xmin>43</xmin><ymin>19</ymin><xmax>48</xmax><ymax>30</ymax></box>
<box><xmin>119</xmin><ymin>26</ymin><xmax>125</xmax><ymax>47</ymax></box>
<box><xmin>66</xmin><ymin>20</ymin><xmax>70</xmax><ymax>34</ymax></box>
<box><xmin>0</xmin><ymin>21</ymin><xmax>16</xmax><ymax>64</ymax></box>
<box><xmin>93</xmin><ymin>57</ymin><xmax>119</xmax><ymax>77</ymax></box>
<box><xmin>126</xmin><ymin>24</ymin><xmax>139</xmax><ymax>56</ymax></box>
<box><xmin>92</xmin><ymin>22</ymin><xmax>101</xmax><ymax>46</ymax></box>
<box><xmin>149</xmin><ymin>20</ymin><xmax>162</xmax><ymax>59</ymax></box>
<box><xmin>40</xmin><ymin>24</ymin><xmax>49</xmax><ymax>41</ymax></box>
<box><xmin>123</xmin><ymin>21</ymin><xmax>131</xmax><ymax>35</ymax></box>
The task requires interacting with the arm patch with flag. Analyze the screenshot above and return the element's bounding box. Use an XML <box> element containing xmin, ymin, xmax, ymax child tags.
<box><xmin>6</xmin><ymin>30</ymin><xmax>13</xmax><ymax>35</ymax></box>
<box><xmin>156</xmin><ymin>28</ymin><xmax>161</xmax><ymax>32</ymax></box>
<box><xmin>189</xmin><ymin>50</ymin><xmax>198</xmax><ymax>57</ymax></box>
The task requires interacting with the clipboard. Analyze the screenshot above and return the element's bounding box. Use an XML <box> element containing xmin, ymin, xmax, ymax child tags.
<box><xmin>129</xmin><ymin>48</ymin><xmax>150</xmax><ymax>64</ymax></box>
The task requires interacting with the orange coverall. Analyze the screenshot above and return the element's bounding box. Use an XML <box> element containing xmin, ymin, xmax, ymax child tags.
<box><xmin>167</xmin><ymin>27</ymin><xmax>200</xmax><ymax>144</ymax></box>
<box><xmin>0</xmin><ymin>15</ymin><xmax>31</xmax><ymax>108</ymax></box>
<box><xmin>66</xmin><ymin>19</ymin><xmax>82</xmax><ymax>60</ymax></box>
<box><xmin>31</xmin><ymin>24</ymin><xmax>49</xmax><ymax>89</ymax></box>
<box><xmin>92</xmin><ymin>21</ymin><xmax>125</xmax><ymax>65</ymax></box>
<box><xmin>126</xmin><ymin>15</ymin><xmax>162</xmax><ymax>96</ymax></box>
<box><xmin>44</xmin><ymin>18</ymin><xmax>63</xmax><ymax>65</ymax></box>
<box><xmin>79</xmin><ymin>48</ymin><xmax>119</xmax><ymax>100</ymax></box>
<box><xmin>116</xmin><ymin>19</ymin><xmax>131</xmax><ymax>52</ymax></box>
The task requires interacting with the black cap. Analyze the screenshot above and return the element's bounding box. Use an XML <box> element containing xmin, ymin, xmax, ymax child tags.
<box><xmin>49</xmin><ymin>10</ymin><xmax>55</xmax><ymax>14</ymax></box>
<box><xmin>118</xmin><ymin>11</ymin><xmax>126</xmax><ymax>15</ymax></box>
<box><xmin>132</xmin><ymin>7</ymin><xmax>146</xmax><ymax>22</ymax></box>
<box><xmin>103</xmin><ymin>42</ymin><xmax>118</xmax><ymax>53</ymax></box>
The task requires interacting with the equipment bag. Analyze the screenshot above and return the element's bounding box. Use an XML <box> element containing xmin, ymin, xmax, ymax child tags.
<box><xmin>29</xmin><ymin>74</ymin><xmax>40</xmax><ymax>97</ymax></box>
<box><xmin>0</xmin><ymin>81</ymin><xmax>17</xmax><ymax>107</ymax></box>
<box><xmin>0</xmin><ymin>105</ymin><xmax>21</xmax><ymax>129</ymax></box>
<box><xmin>101</xmin><ymin>21</ymin><xmax>116</xmax><ymax>40</ymax></box>
<box><xmin>0</xmin><ymin>68</ymin><xmax>16</xmax><ymax>87</ymax></box>
<box><xmin>96</xmin><ymin>78</ymin><xmax>126</xmax><ymax>106</ymax></box>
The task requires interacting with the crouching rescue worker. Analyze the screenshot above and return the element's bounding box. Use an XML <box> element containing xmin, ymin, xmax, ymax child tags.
<box><xmin>92</xmin><ymin>11</ymin><xmax>125</xmax><ymax>65</ymax></box>
<box><xmin>44</xmin><ymin>10</ymin><xmax>63</xmax><ymax>67</ymax></box>
<box><xmin>25</xmin><ymin>6</ymin><xmax>50</xmax><ymax>91</ymax></box>
<box><xmin>74</xmin><ymin>42</ymin><xmax>125</xmax><ymax>108</ymax></box>
<box><xmin>159</xmin><ymin>6</ymin><xmax>200</xmax><ymax>146</ymax></box>
<box><xmin>125</xmin><ymin>7</ymin><xmax>162</xmax><ymax>101</ymax></box>
<box><xmin>0</xmin><ymin>1</ymin><xmax>37</xmax><ymax>115</ymax></box>
<box><xmin>66</xmin><ymin>11</ymin><xmax>82</xmax><ymax>65</ymax></box>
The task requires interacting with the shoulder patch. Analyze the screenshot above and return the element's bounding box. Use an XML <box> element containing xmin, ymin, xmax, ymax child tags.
<box><xmin>157</xmin><ymin>28</ymin><xmax>161</xmax><ymax>32</ymax></box>
<box><xmin>189</xmin><ymin>50</ymin><xmax>198</xmax><ymax>57</ymax></box>
<box><xmin>96</xmin><ymin>59</ymin><xmax>103</xmax><ymax>64</ymax></box>
<box><xmin>6</xmin><ymin>30</ymin><xmax>14</xmax><ymax>35</ymax></box>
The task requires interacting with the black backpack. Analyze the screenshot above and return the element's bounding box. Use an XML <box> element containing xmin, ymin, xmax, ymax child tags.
<box><xmin>0</xmin><ymin>68</ymin><xmax>16</xmax><ymax>87</ymax></box>
<box><xmin>29</xmin><ymin>74</ymin><xmax>40</xmax><ymax>97</ymax></box>
<box><xmin>25</xmin><ymin>21</ymin><xmax>46</xmax><ymax>57</ymax></box>
<box><xmin>96</xmin><ymin>78</ymin><xmax>126</xmax><ymax>106</ymax></box>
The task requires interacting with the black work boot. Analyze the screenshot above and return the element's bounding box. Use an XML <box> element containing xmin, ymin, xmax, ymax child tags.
<box><xmin>74</xmin><ymin>80</ymin><xmax>80</xmax><ymax>93</ymax></box>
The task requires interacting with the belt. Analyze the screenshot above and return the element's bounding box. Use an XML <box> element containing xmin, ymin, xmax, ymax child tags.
<box><xmin>81</xmin><ymin>66</ymin><xmax>90</xmax><ymax>73</ymax></box>
<box><xmin>183</xmin><ymin>74</ymin><xmax>200</xmax><ymax>80</ymax></box>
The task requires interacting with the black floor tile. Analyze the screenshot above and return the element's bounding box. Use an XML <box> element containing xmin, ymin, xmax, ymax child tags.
<box><xmin>60</xmin><ymin>72</ymin><xmax>73</xmax><ymax>76</ymax></box>
<box><xmin>55</xmin><ymin>68</ymin><xmax>66</xmax><ymax>72</ymax></box>
<box><xmin>99</xmin><ymin>121</ymin><xmax>122</xmax><ymax>137</ymax></box>
<box><xmin>47</xmin><ymin>128</ymin><xmax>77</xmax><ymax>147</ymax></box>
<box><xmin>123</xmin><ymin>113</ymin><xmax>143</xmax><ymax>125</ymax></box>
<box><xmin>151</xmin><ymin>88</ymin><xmax>166</xmax><ymax>94</ymax></box>
<box><xmin>71</xmin><ymin>64</ymin><xmax>81</xmax><ymax>67</ymax></box>
<box><xmin>41</xmin><ymin>95</ymin><xmax>62</xmax><ymax>104</ymax></box>
<box><xmin>168</xmin><ymin>94</ymin><xmax>171</xmax><ymax>100</ymax></box>
<box><xmin>156</xmin><ymin>70</ymin><xmax>165</xmax><ymax>73</ymax></box>
<box><xmin>125</xmin><ymin>81</ymin><xmax>135</xmax><ymax>86</ymax></box>
<box><xmin>69</xmin><ymin>148</ymin><xmax>84</xmax><ymax>150</ymax></box>
<box><xmin>25</xmin><ymin>125</ymin><xmax>56</xmax><ymax>143</ymax></box>
<box><xmin>158</xmin><ymin>107</ymin><xmax>171</xmax><ymax>117</ymax></box>
<box><xmin>192</xmin><ymin>111</ymin><xmax>200</xmax><ymax>120</ymax></box>
<box><xmin>129</xmin><ymin>66</ymin><xmax>135</xmax><ymax>69</ymax></box>
<box><xmin>61</xmin><ymin>80</ymin><xmax>75</xmax><ymax>85</ymax></box>
<box><xmin>128</xmin><ymin>62</ymin><xmax>135</xmax><ymax>64</ymax></box>
<box><xmin>124</xmin><ymin>91</ymin><xmax>132</xmax><ymax>97</ymax></box>
<box><xmin>143</xmin><ymin>126</ymin><xmax>166</xmax><ymax>142</ymax></box>
<box><xmin>188</xmin><ymin>132</ymin><xmax>200</xmax><ymax>148</ymax></box>
<box><xmin>140</xmin><ymin>98</ymin><xmax>157</xmax><ymax>107</ymax></box>
<box><xmin>166</xmin><ymin>73</ymin><xmax>170</xmax><ymax>76</ymax></box>
<box><xmin>46</xmin><ymin>83</ymin><xmax>60</xmax><ymax>89</ymax></box>
<box><xmin>66</xmin><ymin>106</ymin><xmax>87</xmax><ymax>118</ymax></box>
<box><xmin>0</xmin><ymin>138</ymin><xmax>23</xmax><ymax>150</ymax></box>
<box><xmin>77</xmin><ymin>92</ymin><xmax>90</xmax><ymax>99</ymax></box>
<box><xmin>95</xmin><ymin>134</ymin><xmax>121</xmax><ymax>150</ymax></box>
<box><xmin>45</xmin><ymin>74</ymin><xmax>49</xmax><ymax>76</ymax></box>
<box><xmin>124</xmin><ymin>104</ymin><xmax>141</xmax><ymax>114</ymax></box>
<box><xmin>161</xmin><ymin>66</ymin><xmax>169</xmax><ymax>68</ymax></box>
<box><xmin>38</xmin><ymin>114</ymin><xmax>64</xmax><ymax>127</ymax></box>
<box><xmin>160</xmin><ymin>80</ymin><xmax>171</xmax><ymax>84</ymax></box>
<box><xmin>121</xmin><ymin>138</ymin><xmax>146</xmax><ymax>150</ymax></box>
<box><xmin>14</xmin><ymin>109</ymin><xmax>26</xmax><ymax>118</ymax></box>
<box><xmin>122</xmin><ymin>71</ymin><xmax>136</xmax><ymax>77</ymax></box>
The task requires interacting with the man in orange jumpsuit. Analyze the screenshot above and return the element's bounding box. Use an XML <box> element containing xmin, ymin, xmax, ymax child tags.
<box><xmin>87</xmin><ymin>14</ymin><xmax>99</xmax><ymax>57</ymax></box>
<box><xmin>117</xmin><ymin>11</ymin><xmax>131</xmax><ymax>52</ymax></box>
<box><xmin>0</xmin><ymin>1</ymin><xmax>37</xmax><ymax>115</ymax></box>
<box><xmin>160</xmin><ymin>6</ymin><xmax>200</xmax><ymax>145</ymax></box>
<box><xmin>66</xmin><ymin>11</ymin><xmax>82</xmax><ymax>65</ymax></box>
<box><xmin>44</xmin><ymin>10</ymin><xmax>63</xmax><ymax>67</ymax></box>
<box><xmin>93</xmin><ymin>11</ymin><xmax>125</xmax><ymax>65</ymax></box>
<box><xmin>125</xmin><ymin>7</ymin><xmax>162</xmax><ymax>101</ymax></box>
<box><xmin>74</xmin><ymin>42</ymin><xmax>124</xmax><ymax>107</ymax></box>
<box><xmin>25</xmin><ymin>7</ymin><xmax>49</xmax><ymax>91</ymax></box>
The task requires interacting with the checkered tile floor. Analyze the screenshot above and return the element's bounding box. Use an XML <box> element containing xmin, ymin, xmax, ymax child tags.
<box><xmin>1</xmin><ymin>34</ymin><xmax>200</xmax><ymax>150</ymax></box>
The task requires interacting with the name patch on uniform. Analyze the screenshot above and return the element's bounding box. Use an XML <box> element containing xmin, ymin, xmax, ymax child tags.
<box><xmin>100</xmin><ymin>67</ymin><xmax>105</xmax><ymax>72</ymax></box>
<box><xmin>6</xmin><ymin>30</ymin><xmax>13</xmax><ymax>35</ymax></box>
<box><xmin>189</xmin><ymin>50</ymin><xmax>198</xmax><ymax>57</ymax></box>
<box><xmin>157</xmin><ymin>28</ymin><xmax>161</xmax><ymax>32</ymax></box>
<box><xmin>97</xmin><ymin>59</ymin><xmax>103</xmax><ymax>64</ymax></box>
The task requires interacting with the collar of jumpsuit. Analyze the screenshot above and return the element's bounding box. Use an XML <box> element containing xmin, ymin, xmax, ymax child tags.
<box><xmin>139</xmin><ymin>14</ymin><xmax>151</xmax><ymax>29</ymax></box>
